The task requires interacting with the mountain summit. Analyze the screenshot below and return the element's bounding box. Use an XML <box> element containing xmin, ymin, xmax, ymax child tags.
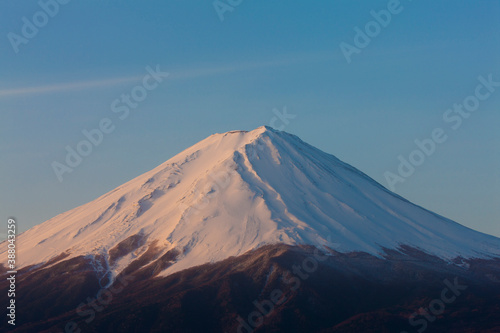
<box><xmin>6</xmin><ymin>126</ymin><xmax>500</xmax><ymax>280</ymax></box>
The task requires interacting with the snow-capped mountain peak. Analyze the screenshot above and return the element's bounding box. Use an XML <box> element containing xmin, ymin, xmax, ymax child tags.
<box><xmin>5</xmin><ymin>126</ymin><xmax>500</xmax><ymax>279</ymax></box>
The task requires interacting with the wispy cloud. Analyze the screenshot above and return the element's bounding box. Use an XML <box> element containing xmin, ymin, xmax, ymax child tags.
<box><xmin>169</xmin><ymin>55</ymin><xmax>325</xmax><ymax>80</ymax></box>
<box><xmin>0</xmin><ymin>75</ymin><xmax>144</xmax><ymax>98</ymax></box>
<box><xmin>0</xmin><ymin>53</ymin><xmax>332</xmax><ymax>99</ymax></box>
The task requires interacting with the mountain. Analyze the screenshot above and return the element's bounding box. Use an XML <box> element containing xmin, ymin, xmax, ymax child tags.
<box><xmin>5</xmin><ymin>126</ymin><xmax>500</xmax><ymax>277</ymax></box>
<box><xmin>2</xmin><ymin>126</ymin><xmax>500</xmax><ymax>332</ymax></box>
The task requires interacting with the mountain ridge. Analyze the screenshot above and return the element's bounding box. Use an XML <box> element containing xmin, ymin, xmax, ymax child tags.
<box><xmin>2</xmin><ymin>126</ymin><xmax>500</xmax><ymax>282</ymax></box>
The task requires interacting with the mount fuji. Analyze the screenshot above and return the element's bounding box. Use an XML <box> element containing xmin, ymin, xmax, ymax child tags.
<box><xmin>2</xmin><ymin>126</ymin><xmax>500</xmax><ymax>332</ymax></box>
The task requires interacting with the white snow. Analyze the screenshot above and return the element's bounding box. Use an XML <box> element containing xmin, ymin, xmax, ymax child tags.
<box><xmin>2</xmin><ymin>126</ymin><xmax>500</xmax><ymax>278</ymax></box>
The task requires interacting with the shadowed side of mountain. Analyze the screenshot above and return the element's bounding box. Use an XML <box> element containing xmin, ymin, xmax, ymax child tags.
<box><xmin>3</xmin><ymin>245</ymin><xmax>500</xmax><ymax>333</ymax></box>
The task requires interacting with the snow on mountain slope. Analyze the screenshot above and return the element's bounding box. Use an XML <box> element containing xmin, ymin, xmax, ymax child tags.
<box><xmin>4</xmin><ymin>126</ymin><xmax>500</xmax><ymax>278</ymax></box>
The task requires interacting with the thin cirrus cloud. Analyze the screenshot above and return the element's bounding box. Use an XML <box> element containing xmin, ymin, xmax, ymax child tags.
<box><xmin>0</xmin><ymin>53</ymin><xmax>331</xmax><ymax>99</ymax></box>
<box><xmin>0</xmin><ymin>75</ymin><xmax>145</xmax><ymax>98</ymax></box>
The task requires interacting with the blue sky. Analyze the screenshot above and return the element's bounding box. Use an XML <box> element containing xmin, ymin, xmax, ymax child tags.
<box><xmin>1</xmin><ymin>0</ymin><xmax>499</xmax><ymax>237</ymax></box>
